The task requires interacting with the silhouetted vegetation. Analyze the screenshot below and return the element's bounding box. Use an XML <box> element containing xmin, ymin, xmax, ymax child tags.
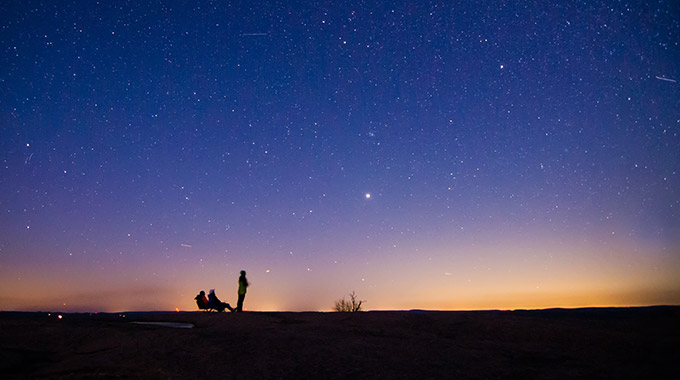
<box><xmin>334</xmin><ymin>291</ymin><xmax>364</xmax><ymax>312</ymax></box>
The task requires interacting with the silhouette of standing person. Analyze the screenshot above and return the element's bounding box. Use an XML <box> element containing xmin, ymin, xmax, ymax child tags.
<box><xmin>236</xmin><ymin>270</ymin><xmax>248</xmax><ymax>312</ymax></box>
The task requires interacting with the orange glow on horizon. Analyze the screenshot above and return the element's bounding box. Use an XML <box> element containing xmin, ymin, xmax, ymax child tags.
<box><xmin>1</xmin><ymin>236</ymin><xmax>678</xmax><ymax>313</ymax></box>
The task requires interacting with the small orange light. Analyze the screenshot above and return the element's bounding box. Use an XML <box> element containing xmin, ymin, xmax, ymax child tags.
<box><xmin>175</xmin><ymin>307</ymin><xmax>180</xmax><ymax>312</ymax></box>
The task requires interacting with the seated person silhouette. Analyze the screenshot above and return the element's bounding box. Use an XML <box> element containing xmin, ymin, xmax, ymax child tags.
<box><xmin>208</xmin><ymin>289</ymin><xmax>234</xmax><ymax>312</ymax></box>
<box><xmin>195</xmin><ymin>290</ymin><xmax>210</xmax><ymax>311</ymax></box>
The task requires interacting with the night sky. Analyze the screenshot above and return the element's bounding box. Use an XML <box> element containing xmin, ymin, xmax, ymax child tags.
<box><xmin>1</xmin><ymin>1</ymin><xmax>679</xmax><ymax>312</ymax></box>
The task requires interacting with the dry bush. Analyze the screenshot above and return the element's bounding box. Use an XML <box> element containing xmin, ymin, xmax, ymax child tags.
<box><xmin>334</xmin><ymin>291</ymin><xmax>364</xmax><ymax>312</ymax></box>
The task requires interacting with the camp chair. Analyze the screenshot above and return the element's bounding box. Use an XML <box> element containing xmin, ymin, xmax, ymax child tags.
<box><xmin>195</xmin><ymin>294</ymin><xmax>217</xmax><ymax>312</ymax></box>
<box><xmin>196</xmin><ymin>299</ymin><xmax>214</xmax><ymax>312</ymax></box>
<box><xmin>208</xmin><ymin>291</ymin><xmax>234</xmax><ymax>312</ymax></box>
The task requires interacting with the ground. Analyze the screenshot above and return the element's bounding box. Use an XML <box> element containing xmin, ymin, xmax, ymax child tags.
<box><xmin>1</xmin><ymin>307</ymin><xmax>679</xmax><ymax>378</ymax></box>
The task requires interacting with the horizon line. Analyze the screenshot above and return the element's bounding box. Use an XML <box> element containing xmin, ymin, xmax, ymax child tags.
<box><xmin>3</xmin><ymin>304</ymin><xmax>679</xmax><ymax>314</ymax></box>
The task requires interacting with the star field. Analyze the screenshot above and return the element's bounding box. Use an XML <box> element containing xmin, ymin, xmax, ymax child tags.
<box><xmin>1</xmin><ymin>1</ymin><xmax>679</xmax><ymax>312</ymax></box>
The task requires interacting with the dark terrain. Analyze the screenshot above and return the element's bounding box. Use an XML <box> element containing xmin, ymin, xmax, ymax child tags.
<box><xmin>1</xmin><ymin>307</ymin><xmax>678</xmax><ymax>378</ymax></box>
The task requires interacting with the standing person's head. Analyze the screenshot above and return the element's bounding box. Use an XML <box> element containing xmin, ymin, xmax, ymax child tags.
<box><xmin>239</xmin><ymin>270</ymin><xmax>249</xmax><ymax>287</ymax></box>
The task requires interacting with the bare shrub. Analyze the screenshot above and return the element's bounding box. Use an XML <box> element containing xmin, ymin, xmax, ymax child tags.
<box><xmin>334</xmin><ymin>291</ymin><xmax>364</xmax><ymax>312</ymax></box>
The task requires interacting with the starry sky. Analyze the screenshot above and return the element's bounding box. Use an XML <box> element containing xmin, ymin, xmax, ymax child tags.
<box><xmin>1</xmin><ymin>1</ymin><xmax>679</xmax><ymax>312</ymax></box>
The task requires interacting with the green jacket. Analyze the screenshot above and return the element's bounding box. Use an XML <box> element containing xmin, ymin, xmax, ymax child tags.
<box><xmin>238</xmin><ymin>277</ymin><xmax>248</xmax><ymax>295</ymax></box>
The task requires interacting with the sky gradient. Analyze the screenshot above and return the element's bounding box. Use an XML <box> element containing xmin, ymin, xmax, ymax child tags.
<box><xmin>1</xmin><ymin>1</ymin><xmax>679</xmax><ymax>312</ymax></box>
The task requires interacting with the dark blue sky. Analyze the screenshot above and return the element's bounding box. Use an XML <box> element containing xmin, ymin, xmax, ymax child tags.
<box><xmin>1</xmin><ymin>1</ymin><xmax>679</xmax><ymax>311</ymax></box>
